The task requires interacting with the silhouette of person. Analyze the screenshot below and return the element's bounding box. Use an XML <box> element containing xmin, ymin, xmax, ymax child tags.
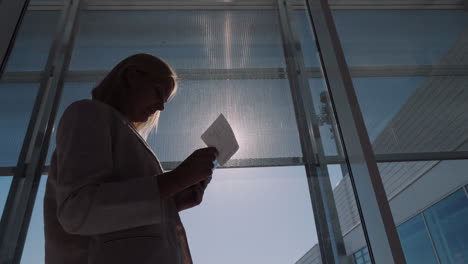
<box><xmin>44</xmin><ymin>53</ymin><xmax>217</xmax><ymax>264</ymax></box>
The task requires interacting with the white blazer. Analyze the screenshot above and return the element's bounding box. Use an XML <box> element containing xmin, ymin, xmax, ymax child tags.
<box><xmin>44</xmin><ymin>99</ymin><xmax>192</xmax><ymax>264</ymax></box>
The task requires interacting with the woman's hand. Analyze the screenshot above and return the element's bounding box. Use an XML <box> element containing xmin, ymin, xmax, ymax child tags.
<box><xmin>174</xmin><ymin>178</ymin><xmax>211</xmax><ymax>212</ymax></box>
<box><xmin>173</xmin><ymin>147</ymin><xmax>218</xmax><ymax>186</ymax></box>
<box><xmin>158</xmin><ymin>147</ymin><xmax>218</xmax><ymax>199</ymax></box>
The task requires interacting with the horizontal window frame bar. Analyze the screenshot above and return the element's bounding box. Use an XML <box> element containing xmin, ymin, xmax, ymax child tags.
<box><xmin>26</xmin><ymin>1</ymin><xmax>465</xmax><ymax>10</ymax></box>
<box><xmin>1</xmin><ymin>151</ymin><xmax>467</xmax><ymax>176</ymax></box>
<box><xmin>327</xmin><ymin>151</ymin><xmax>468</xmax><ymax>164</ymax></box>
<box><xmin>2</xmin><ymin>65</ymin><xmax>467</xmax><ymax>83</ymax></box>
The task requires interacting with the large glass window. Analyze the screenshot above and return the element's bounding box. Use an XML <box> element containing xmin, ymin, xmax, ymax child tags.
<box><xmin>397</xmin><ymin>215</ymin><xmax>438</xmax><ymax>264</ymax></box>
<box><xmin>11</xmin><ymin>1</ymin><xmax>468</xmax><ymax>263</ymax></box>
<box><xmin>424</xmin><ymin>188</ymin><xmax>468</xmax><ymax>264</ymax></box>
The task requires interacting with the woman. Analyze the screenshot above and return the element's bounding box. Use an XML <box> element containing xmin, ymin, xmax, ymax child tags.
<box><xmin>44</xmin><ymin>53</ymin><xmax>217</xmax><ymax>264</ymax></box>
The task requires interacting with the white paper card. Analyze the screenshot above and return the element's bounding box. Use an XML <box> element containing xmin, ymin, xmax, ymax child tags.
<box><xmin>201</xmin><ymin>114</ymin><xmax>239</xmax><ymax>166</ymax></box>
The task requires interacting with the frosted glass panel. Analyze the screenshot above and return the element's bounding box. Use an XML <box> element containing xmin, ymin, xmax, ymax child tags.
<box><xmin>47</xmin><ymin>78</ymin><xmax>301</xmax><ymax>164</ymax></box>
<box><xmin>153</xmin><ymin>79</ymin><xmax>301</xmax><ymax>161</ymax></box>
<box><xmin>69</xmin><ymin>10</ymin><xmax>285</xmax><ymax>70</ymax></box>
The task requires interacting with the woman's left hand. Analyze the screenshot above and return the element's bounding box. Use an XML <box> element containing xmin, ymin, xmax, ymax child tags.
<box><xmin>174</xmin><ymin>177</ymin><xmax>211</xmax><ymax>212</ymax></box>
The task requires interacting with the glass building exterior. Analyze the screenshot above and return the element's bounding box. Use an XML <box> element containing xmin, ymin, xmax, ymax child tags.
<box><xmin>0</xmin><ymin>0</ymin><xmax>467</xmax><ymax>263</ymax></box>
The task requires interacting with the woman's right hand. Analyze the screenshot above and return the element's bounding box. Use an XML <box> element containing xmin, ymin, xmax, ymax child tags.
<box><xmin>172</xmin><ymin>147</ymin><xmax>218</xmax><ymax>187</ymax></box>
<box><xmin>158</xmin><ymin>147</ymin><xmax>218</xmax><ymax>199</ymax></box>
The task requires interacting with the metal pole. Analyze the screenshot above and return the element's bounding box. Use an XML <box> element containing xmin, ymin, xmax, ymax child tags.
<box><xmin>304</xmin><ymin>0</ymin><xmax>406</xmax><ymax>263</ymax></box>
<box><xmin>0</xmin><ymin>0</ymin><xmax>84</xmax><ymax>262</ymax></box>
<box><xmin>277</xmin><ymin>1</ymin><xmax>347</xmax><ymax>263</ymax></box>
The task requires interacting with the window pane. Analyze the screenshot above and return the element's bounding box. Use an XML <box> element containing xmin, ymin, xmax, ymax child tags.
<box><xmin>333</xmin><ymin>10</ymin><xmax>468</xmax><ymax>67</ymax></box>
<box><xmin>180</xmin><ymin>166</ymin><xmax>317</xmax><ymax>264</ymax></box>
<box><xmin>363</xmin><ymin>253</ymin><xmax>370</xmax><ymax>263</ymax></box>
<box><xmin>3</xmin><ymin>11</ymin><xmax>60</xmax><ymax>72</ymax></box>
<box><xmin>0</xmin><ymin>176</ymin><xmax>14</xmax><ymax>218</ymax></box>
<box><xmin>355</xmin><ymin>250</ymin><xmax>362</xmax><ymax>257</ymax></box>
<box><xmin>397</xmin><ymin>215</ymin><xmax>438</xmax><ymax>264</ymax></box>
<box><xmin>21</xmin><ymin>176</ymin><xmax>47</xmax><ymax>264</ymax></box>
<box><xmin>425</xmin><ymin>189</ymin><xmax>468</xmax><ymax>264</ymax></box>
<box><xmin>362</xmin><ymin>247</ymin><xmax>368</xmax><ymax>254</ymax></box>
<box><xmin>353</xmin><ymin>248</ymin><xmax>372</xmax><ymax>264</ymax></box>
<box><xmin>332</xmin><ymin>10</ymin><xmax>468</xmax><ymax>154</ymax></box>
<box><xmin>352</xmin><ymin>75</ymin><xmax>468</xmax><ymax>155</ymax></box>
<box><xmin>0</xmin><ymin>83</ymin><xmax>39</xmax><ymax>166</ymax></box>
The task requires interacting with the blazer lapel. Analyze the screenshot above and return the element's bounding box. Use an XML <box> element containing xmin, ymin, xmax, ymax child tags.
<box><xmin>124</xmin><ymin>122</ymin><xmax>164</xmax><ymax>172</ymax></box>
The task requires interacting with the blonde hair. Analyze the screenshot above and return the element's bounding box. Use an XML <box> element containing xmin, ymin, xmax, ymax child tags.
<box><xmin>91</xmin><ymin>53</ymin><xmax>178</xmax><ymax>140</ymax></box>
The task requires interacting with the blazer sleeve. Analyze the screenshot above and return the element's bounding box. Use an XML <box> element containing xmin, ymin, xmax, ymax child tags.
<box><xmin>54</xmin><ymin>100</ymin><xmax>163</xmax><ymax>235</ymax></box>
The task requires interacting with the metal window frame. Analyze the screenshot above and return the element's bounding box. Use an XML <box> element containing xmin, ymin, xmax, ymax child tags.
<box><xmin>0</xmin><ymin>0</ymin><xmax>84</xmax><ymax>262</ymax></box>
<box><xmin>304</xmin><ymin>0</ymin><xmax>406</xmax><ymax>263</ymax></box>
<box><xmin>2</xmin><ymin>65</ymin><xmax>467</xmax><ymax>83</ymax></box>
<box><xmin>24</xmin><ymin>1</ymin><xmax>468</xmax><ymax>10</ymax></box>
<box><xmin>277</xmin><ymin>0</ymin><xmax>349</xmax><ymax>263</ymax></box>
<box><xmin>1</xmin><ymin>150</ymin><xmax>468</xmax><ymax>177</ymax></box>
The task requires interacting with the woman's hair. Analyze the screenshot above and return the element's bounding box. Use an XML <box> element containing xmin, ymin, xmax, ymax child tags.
<box><xmin>91</xmin><ymin>53</ymin><xmax>178</xmax><ymax>140</ymax></box>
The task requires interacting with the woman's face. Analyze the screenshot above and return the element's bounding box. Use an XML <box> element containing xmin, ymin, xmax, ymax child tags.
<box><xmin>123</xmin><ymin>67</ymin><xmax>174</xmax><ymax>122</ymax></box>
